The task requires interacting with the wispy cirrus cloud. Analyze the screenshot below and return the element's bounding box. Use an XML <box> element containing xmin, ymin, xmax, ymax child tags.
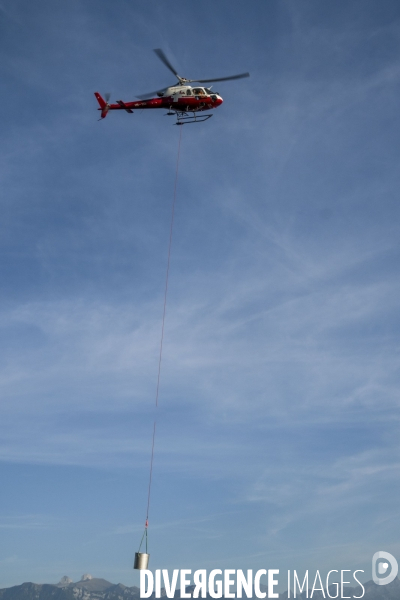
<box><xmin>0</xmin><ymin>515</ymin><xmax>60</xmax><ymax>530</ymax></box>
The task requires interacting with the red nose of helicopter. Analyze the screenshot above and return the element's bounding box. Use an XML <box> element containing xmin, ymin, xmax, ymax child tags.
<box><xmin>210</xmin><ymin>94</ymin><xmax>223</xmax><ymax>106</ymax></box>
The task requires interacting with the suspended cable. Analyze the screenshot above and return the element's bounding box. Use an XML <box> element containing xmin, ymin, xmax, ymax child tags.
<box><xmin>135</xmin><ymin>126</ymin><xmax>183</xmax><ymax>570</ymax></box>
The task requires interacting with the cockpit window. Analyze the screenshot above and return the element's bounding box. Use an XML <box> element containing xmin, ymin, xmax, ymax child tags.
<box><xmin>186</xmin><ymin>89</ymin><xmax>192</xmax><ymax>96</ymax></box>
<box><xmin>193</xmin><ymin>88</ymin><xmax>205</xmax><ymax>96</ymax></box>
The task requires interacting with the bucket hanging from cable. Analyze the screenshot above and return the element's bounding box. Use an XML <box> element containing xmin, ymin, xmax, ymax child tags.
<box><xmin>134</xmin><ymin>126</ymin><xmax>183</xmax><ymax>570</ymax></box>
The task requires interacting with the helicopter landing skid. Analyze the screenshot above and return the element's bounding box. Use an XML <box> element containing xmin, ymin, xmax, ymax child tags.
<box><xmin>165</xmin><ymin>111</ymin><xmax>213</xmax><ymax>125</ymax></box>
<box><xmin>176</xmin><ymin>112</ymin><xmax>212</xmax><ymax>125</ymax></box>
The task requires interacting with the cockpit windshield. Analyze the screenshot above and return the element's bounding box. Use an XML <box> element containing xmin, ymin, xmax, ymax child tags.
<box><xmin>205</xmin><ymin>88</ymin><xmax>219</xmax><ymax>96</ymax></box>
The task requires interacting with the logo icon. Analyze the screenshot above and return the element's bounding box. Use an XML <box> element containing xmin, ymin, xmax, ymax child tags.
<box><xmin>372</xmin><ymin>551</ymin><xmax>398</xmax><ymax>585</ymax></box>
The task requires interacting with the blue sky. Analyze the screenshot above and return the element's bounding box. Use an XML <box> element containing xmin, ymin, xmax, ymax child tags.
<box><xmin>1</xmin><ymin>0</ymin><xmax>400</xmax><ymax>590</ymax></box>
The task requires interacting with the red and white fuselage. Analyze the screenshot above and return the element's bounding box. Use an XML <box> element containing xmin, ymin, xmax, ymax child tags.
<box><xmin>94</xmin><ymin>85</ymin><xmax>223</xmax><ymax>119</ymax></box>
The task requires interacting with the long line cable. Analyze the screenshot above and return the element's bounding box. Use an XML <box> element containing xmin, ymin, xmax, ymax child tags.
<box><xmin>139</xmin><ymin>126</ymin><xmax>183</xmax><ymax>553</ymax></box>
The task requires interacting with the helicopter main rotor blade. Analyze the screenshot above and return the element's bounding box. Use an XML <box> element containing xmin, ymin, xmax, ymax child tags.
<box><xmin>136</xmin><ymin>85</ymin><xmax>174</xmax><ymax>100</ymax></box>
<box><xmin>153</xmin><ymin>49</ymin><xmax>180</xmax><ymax>78</ymax></box>
<box><xmin>136</xmin><ymin>90</ymin><xmax>163</xmax><ymax>100</ymax></box>
<box><xmin>194</xmin><ymin>72</ymin><xmax>250</xmax><ymax>84</ymax></box>
<box><xmin>138</xmin><ymin>50</ymin><xmax>249</xmax><ymax>98</ymax></box>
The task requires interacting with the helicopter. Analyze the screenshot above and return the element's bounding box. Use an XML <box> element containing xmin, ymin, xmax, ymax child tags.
<box><xmin>94</xmin><ymin>49</ymin><xmax>249</xmax><ymax>125</ymax></box>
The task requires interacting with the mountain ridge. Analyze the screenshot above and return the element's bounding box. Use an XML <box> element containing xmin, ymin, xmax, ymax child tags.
<box><xmin>0</xmin><ymin>577</ymin><xmax>399</xmax><ymax>600</ymax></box>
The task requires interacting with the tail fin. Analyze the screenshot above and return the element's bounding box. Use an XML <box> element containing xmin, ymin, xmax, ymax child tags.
<box><xmin>94</xmin><ymin>92</ymin><xmax>107</xmax><ymax>109</ymax></box>
<box><xmin>94</xmin><ymin>92</ymin><xmax>109</xmax><ymax>119</ymax></box>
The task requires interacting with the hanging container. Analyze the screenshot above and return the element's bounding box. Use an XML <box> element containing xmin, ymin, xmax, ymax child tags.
<box><xmin>134</xmin><ymin>552</ymin><xmax>150</xmax><ymax>570</ymax></box>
